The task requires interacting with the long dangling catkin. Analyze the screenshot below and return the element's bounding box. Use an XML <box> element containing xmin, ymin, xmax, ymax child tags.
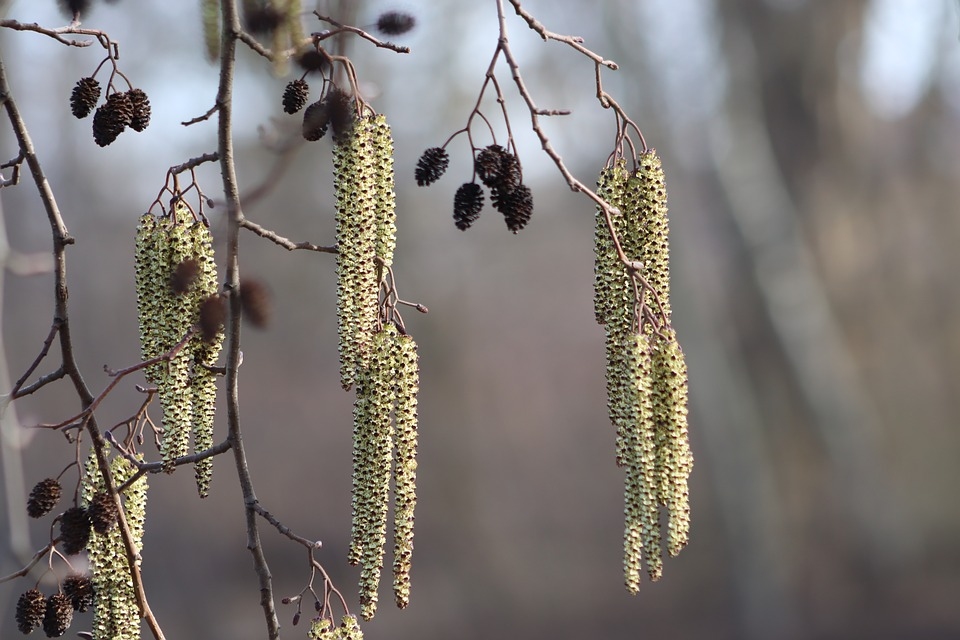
<box><xmin>334</xmin><ymin>115</ymin><xmax>380</xmax><ymax>391</ymax></box>
<box><xmin>634</xmin><ymin>149</ymin><xmax>671</xmax><ymax>323</ymax></box>
<box><xmin>392</xmin><ymin>331</ymin><xmax>419</xmax><ymax>609</ymax></box>
<box><xmin>83</xmin><ymin>446</ymin><xmax>148</xmax><ymax>640</ymax></box>
<box><xmin>371</xmin><ymin>115</ymin><xmax>397</xmax><ymax>268</ymax></box>
<box><xmin>189</xmin><ymin>220</ymin><xmax>222</xmax><ymax>497</ymax></box>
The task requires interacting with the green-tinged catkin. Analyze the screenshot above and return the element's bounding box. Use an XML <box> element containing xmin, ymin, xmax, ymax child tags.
<box><xmin>652</xmin><ymin>328</ymin><xmax>692</xmax><ymax>557</ymax></box>
<box><xmin>357</xmin><ymin>329</ymin><xmax>397</xmax><ymax>621</ymax></box>
<box><xmin>370</xmin><ymin>115</ymin><xmax>397</xmax><ymax>268</ymax></box>
<box><xmin>83</xmin><ymin>446</ymin><xmax>148</xmax><ymax>640</ymax></box>
<box><xmin>201</xmin><ymin>0</ymin><xmax>220</xmax><ymax>61</ymax></box>
<box><xmin>594</xmin><ymin>159</ymin><xmax>630</xmax><ymax>328</ymax></box>
<box><xmin>334</xmin><ymin>115</ymin><xmax>380</xmax><ymax>390</ymax></box>
<box><xmin>134</xmin><ymin>213</ymin><xmax>164</xmax><ymax>383</ymax></box>
<box><xmin>635</xmin><ymin>149</ymin><xmax>671</xmax><ymax>323</ymax></box>
<box><xmin>189</xmin><ymin>221</ymin><xmax>222</xmax><ymax>497</ymax></box>
<box><xmin>392</xmin><ymin>331</ymin><xmax>419</xmax><ymax>609</ymax></box>
<box><xmin>621</xmin><ymin>332</ymin><xmax>661</xmax><ymax>592</ymax></box>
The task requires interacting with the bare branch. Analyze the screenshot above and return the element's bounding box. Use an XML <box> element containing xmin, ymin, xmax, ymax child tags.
<box><xmin>169</xmin><ymin>152</ymin><xmax>220</xmax><ymax>175</ymax></box>
<box><xmin>313</xmin><ymin>13</ymin><xmax>411</xmax><ymax>54</ymax></box>
<box><xmin>239</xmin><ymin>216</ymin><xmax>337</xmax><ymax>253</ymax></box>
<box><xmin>181</xmin><ymin>104</ymin><xmax>220</xmax><ymax>126</ymax></box>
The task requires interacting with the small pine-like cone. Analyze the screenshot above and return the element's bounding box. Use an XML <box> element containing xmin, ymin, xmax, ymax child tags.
<box><xmin>42</xmin><ymin>593</ymin><xmax>73</xmax><ymax>637</ymax></box>
<box><xmin>327</xmin><ymin>87</ymin><xmax>356</xmax><ymax>142</ymax></box>
<box><xmin>492</xmin><ymin>152</ymin><xmax>521</xmax><ymax>195</ymax></box>
<box><xmin>62</xmin><ymin>575</ymin><xmax>94</xmax><ymax>612</ymax></box>
<box><xmin>414</xmin><ymin>147</ymin><xmax>449</xmax><ymax>186</ymax></box>
<box><xmin>16</xmin><ymin>589</ymin><xmax>46</xmax><ymax>634</ymax></box>
<box><xmin>88</xmin><ymin>491</ymin><xmax>119</xmax><ymax>534</ymax></box>
<box><xmin>375</xmin><ymin>10</ymin><xmax>416</xmax><ymax>35</ymax></box>
<box><xmin>302</xmin><ymin>99</ymin><xmax>330</xmax><ymax>141</ymax></box>
<box><xmin>493</xmin><ymin>183</ymin><xmax>533</xmax><ymax>233</ymax></box>
<box><xmin>27</xmin><ymin>478</ymin><xmax>62</xmax><ymax>518</ymax></box>
<box><xmin>474</xmin><ymin>144</ymin><xmax>508</xmax><ymax>188</ymax></box>
<box><xmin>452</xmin><ymin>182</ymin><xmax>484</xmax><ymax>230</ymax></box>
<box><xmin>69</xmin><ymin>77</ymin><xmax>101</xmax><ymax>119</ymax></box>
<box><xmin>283</xmin><ymin>79</ymin><xmax>310</xmax><ymax>114</ymax></box>
<box><xmin>652</xmin><ymin>329</ymin><xmax>692</xmax><ymax>557</ymax></box>
<box><xmin>125</xmin><ymin>88</ymin><xmax>151</xmax><ymax>132</ymax></box>
<box><xmin>92</xmin><ymin>92</ymin><xmax>132</xmax><ymax>147</ymax></box>
<box><xmin>392</xmin><ymin>331</ymin><xmax>419</xmax><ymax>609</ymax></box>
<box><xmin>59</xmin><ymin>506</ymin><xmax>92</xmax><ymax>556</ymax></box>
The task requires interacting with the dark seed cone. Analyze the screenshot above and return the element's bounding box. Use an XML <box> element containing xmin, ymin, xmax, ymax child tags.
<box><xmin>376</xmin><ymin>10</ymin><xmax>417</xmax><ymax>35</ymax></box>
<box><xmin>415</xmin><ymin>147</ymin><xmax>449</xmax><ymax>186</ymax></box>
<box><xmin>170</xmin><ymin>258</ymin><xmax>199</xmax><ymax>294</ymax></box>
<box><xmin>59</xmin><ymin>506</ymin><xmax>92</xmax><ymax>555</ymax></box>
<box><xmin>475</xmin><ymin>145</ymin><xmax>507</xmax><ymax>187</ymax></box>
<box><xmin>42</xmin><ymin>593</ymin><xmax>72</xmax><ymax>638</ymax></box>
<box><xmin>244</xmin><ymin>4</ymin><xmax>283</xmax><ymax>35</ymax></box>
<box><xmin>494</xmin><ymin>152</ymin><xmax>522</xmax><ymax>194</ymax></box>
<box><xmin>69</xmin><ymin>77</ymin><xmax>101</xmax><ymax>119</ymax></box>
<box><xmin>493</xmin><ymin>183</ymin><xmax>533</xmax><ymax>233</ymax></box>
<box><xmin>239</xmin><ymin>278</ymin><xmax>271</xmax><ymax>328</ymax></box>
<box><xmin>301</xmin><ymin>99</ymin><xmax>329</xmax><ymax>141</ymax></box>
<box><xmin>199</xmin><ymin>295</ymin><xmax>227</xmax><ymax>344</ymax></box>
<box><xmin>327</xmin><ymin>87</ymin><xmax>356</xmax><ymax>142</ymax></box>
<box><xmin>92</xmin><ymin>92</ymin><xmax>133</xmax><ymax>147</ymax></box>
<box><xmin>125</xmin><ymin>88</ymin><xmax>151</xmax><ymax>132</ymax></box>
<box><xmin>453</xmin><ymin>182</ymin><xmax>484</xmax><ymax>230</ymax></box>
<box><xmin>16</xmin><ymin>589</ymin><xmax>46</xmax><ymax>634</ymax></box>
<box><xmin>27</xmin><ymin>478</ymin><xmax>62</xmax><ymax>518</ymax></box>
<box><xmin>283</xmin><ymin>79</ymin><xmax>309</xmax><ymax>114</ymax></box>
<box><xmin>88</xmin><ymin>492</ymin><xmax>118</xmax><ymax>535</ymax></box>
<box><xmin>62</xmin><ymin>575</ymin><xmax>94</xmax><ymax>612</ymax></box>
<box><xmin>296</xmin><ymin>48</ymin><xmax>328</xmax><ymax>73</ymax></box>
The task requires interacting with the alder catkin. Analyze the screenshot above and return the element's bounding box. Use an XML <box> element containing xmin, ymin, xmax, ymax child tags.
<box><xmin>392</xmin><ymin>331</ymin><xmax>419</xmax><ymax>609</ymax></box>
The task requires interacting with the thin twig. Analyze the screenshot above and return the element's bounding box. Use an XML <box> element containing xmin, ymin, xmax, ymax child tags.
<box><xmin>313</xmin><ymin>13</ymin><xmax>411</xmax><ymax>54</ymax></box>
<box><xmin>169</xmin><ymin>152</ymin><xmax>220</xmax><ymax>175</ymax></box>
<box><xmin>239</xmin><ymin>217</ymin><xmax>337</xmax><ymax>253</ymax></box>
<box><xmin>0</xmin><ymin>542</ymin><xmax>56</xmax><ymax>584</ymax></box>
<box><xmin>253</xmin><ymin>502</ymin><xmax>322</xmax><ymax>549</ymax></box>
<box><xmin>10</xmin><ymin>320</ymin><xmax>61</xmax><ymax>397</ymax></box>
<box><xmin>181</xmin><ymin>104</ymin><xmax>220</xmax><ymax>126</ymax></box>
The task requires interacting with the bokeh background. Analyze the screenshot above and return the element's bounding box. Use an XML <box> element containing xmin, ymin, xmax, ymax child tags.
<box><xmin>2</xmin><ymin>1</ymin><xmax>960</xmax><ymax>638</ymax></box>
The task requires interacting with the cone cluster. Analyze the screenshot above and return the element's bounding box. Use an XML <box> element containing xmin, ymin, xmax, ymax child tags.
<box><xmin>74</xmin><ymin>81</ymin><xmax>151</xmax><ymax>147</ymax></box>
<box><xmin>82</xmin><ymin>446</ymin><xmax>148</xmax><ymax>640</ymax></box>
<box><xmin>135</xmin><ymin>205</ymin><xmax>223</xmax><ymax>492</ymax></box>
<box><xmin>593</xmin><ymin>150</ymin><xmax>692</xmax><ymax>593</ymax></box>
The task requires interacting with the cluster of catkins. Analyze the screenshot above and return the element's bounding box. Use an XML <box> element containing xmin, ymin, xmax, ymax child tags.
<box><xmin>415</xmin><ymin>144</ymin><xmax>534</xmax><ymax>232</ymax></box>
<box><xmin>16</xmin><ymin>448</ymin><xmax>146</xmax><ymax>638</ymax></box>
<box><xmin>307</xmin><ymin>614</ymin><xmax>365</xmax><ymax>640</ymax></box>
<box><xmin>135</xmin><ymin>204</ymin><xmax>224</xmax><ymax>492</ymax></box>
<box><xmin>593</xmin><ymin>150</ymin><xmax>692</xmax><ymax>594</ymax></box>
<box><xmin>69</xmin><ymin>76</ymin><xmax>151</xmax><ymax>147</ymax></box>
<box><xmin>331</xmin><ymin>113</ymin><xmax>420</xmax><ymax>620</ymax></box>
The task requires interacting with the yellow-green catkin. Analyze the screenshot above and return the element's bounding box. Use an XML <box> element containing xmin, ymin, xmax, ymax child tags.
<box><xmin>392</xmin><ymin>332</ymin><xmax>419</xmax><ymax>609</ymax></box>
<box><xmin>189</xmin><ymin>221</ymin><xmax>222</xmax><ymax>497</ymax></box>
<box><xmin>350</xmin><ymin>328</ymin><xmax>396</xmax><ymax>621</ymax></box>
<box><xmin>82</xmin><ymin>446</ymin><xmax>148</xmax><ymax>640</ymax></box>
<box><xmin>593</xmin><ymin>159</ymin><xmax>630</xmax><ymax>328</ymax></box>
<box><xmin>334</xmin><ymin>116</ymin><xmax>382</xmax><ymax>391</ymax></box>
<box><xmin>371</xmin><ymin>115</ymin><xmax>397</xmax><ymax>268</ymax></box>
<box><xmin>135</xmin><ymin>214</ymin><xmax>164</xmax><ymax>383</ymax></box>
<box><xmin>635</xmin><ymin>149</ymin><xmax>671</xmax><ymax>323</ymax></box>
<box><xmin>652</xmin><ymin>328</ymin><xmax>692</xmax><ymax>557</ymax></box>
<box><xmin>201</xmin><ymin>0</ymin><xmax>220</xmax><ymax>62</ymax></box>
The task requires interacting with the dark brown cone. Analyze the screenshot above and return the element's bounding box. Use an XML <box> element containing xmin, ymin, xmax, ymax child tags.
<box><xmin>16</xmin><ymin>589</ymin><xmax>46</xmax><ymax>634</ymax></box>
<box><xmin>475</xmin><ymin>144</ymin><xmax>508</xmax><ymax>187</ymax></box>
<box><xmin>239</xmin><ymin>279</ymin><xmax>271</xmax><ymax>328</ymax></box>
<box><xmin>493</xmin><ymin>183</ymin><xmax>533</xmax><ymax>233</ymax></box>
<box><xmin>301</xmin><ymin>99</ymin><xmax>329</xmax><ymax>141</ymax></box>
<box><xmin>88</xmin><ymin>492</ymin><xmax>118</xmax><ymax>535</ymax></box>
<box><xmin>415</xmin><ymin>147</ymin><xmax>449</xmax><ymax>186</ymax></box>
<box><xmin>42</xmin><ymin>593</ymin><xmax>72</xmax><ymax>638</ymax></box>
<box><xmin>283</xmin><ymin>79</ymin><xmax>310</xmax><ymax>114</ymax></box>
<box><xmin>62</xmin><ymin>575</ymin><xmax>94</xmax><ymax>612</ymax></box>
<box><xmin>27</xmin><ymin>478</ymin><xmax>62</xmax><ymax>518</ymax></box>
<box><xmin>296</xmin><ymin>48</ymin><xmax>329</xmax><ymax>73</ymax></box>
<box><xmin>199</xmin><ymin>295</ymin><xmax>226</xmax><ymax>343</ymax></box>
<box><xmin>69</xmin><ymin>77</ymin><xmax>101</xmax><ymax>119</ymax></box>
<box><xmin>59</xmin><ymin>507</ymin><xmax>91</xmax><ymax>555</ymax></box>
<box><xmin>326</xmin><ymin>87</ymin><xmax>355</xmax><ymax>142</ymax></box>
<box><xmin>92</xmin><ymin>93</ymin><xmax>133</xmax><ymax>147</ymax></box>
<box><xmin>453</xmin><ymin>182</ymin><xmax>484</xmax><ymax>231</ymax></box>
<box><xmin>126</xmin><ymin>88</ymin><xmax>151</xmax><ymax>132</ymax></box>
<box><xmin>376</xmin><ymin>11</ymin><xmax>417</xmax><ymax>35</ymax></box>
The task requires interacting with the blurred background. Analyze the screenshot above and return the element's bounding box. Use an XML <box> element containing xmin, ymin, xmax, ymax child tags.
<box><xmin>2</xmin><ymin>0</ymin><xmax>960</xmax><ymax>638</ymax></box>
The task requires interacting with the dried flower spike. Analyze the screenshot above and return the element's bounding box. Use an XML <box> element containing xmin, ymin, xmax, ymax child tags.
<box><xmin>27</xmin><ymin>478</ymin><xmax>62</xmax><ymax>518</ymax></box>
<box><xmin>376</xmin><ymin>11</ymin><xmax>417</xmax><ymax>36</ymax></box>
<box><xmin>70</xmin><ymin>77</ymin><xmax>101</xmax><ymax>119</ymax></box>
<box><xmin>415</xmin><ymin>147</ymin><xmax>449</xmax><ymax>186</ymax></box>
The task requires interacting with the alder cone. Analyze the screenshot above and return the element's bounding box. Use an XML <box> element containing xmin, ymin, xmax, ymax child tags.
<box><xmin>27</xmin><ymin>478</ymin><xmax>62</xmax><ymax>518</ymax></box>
